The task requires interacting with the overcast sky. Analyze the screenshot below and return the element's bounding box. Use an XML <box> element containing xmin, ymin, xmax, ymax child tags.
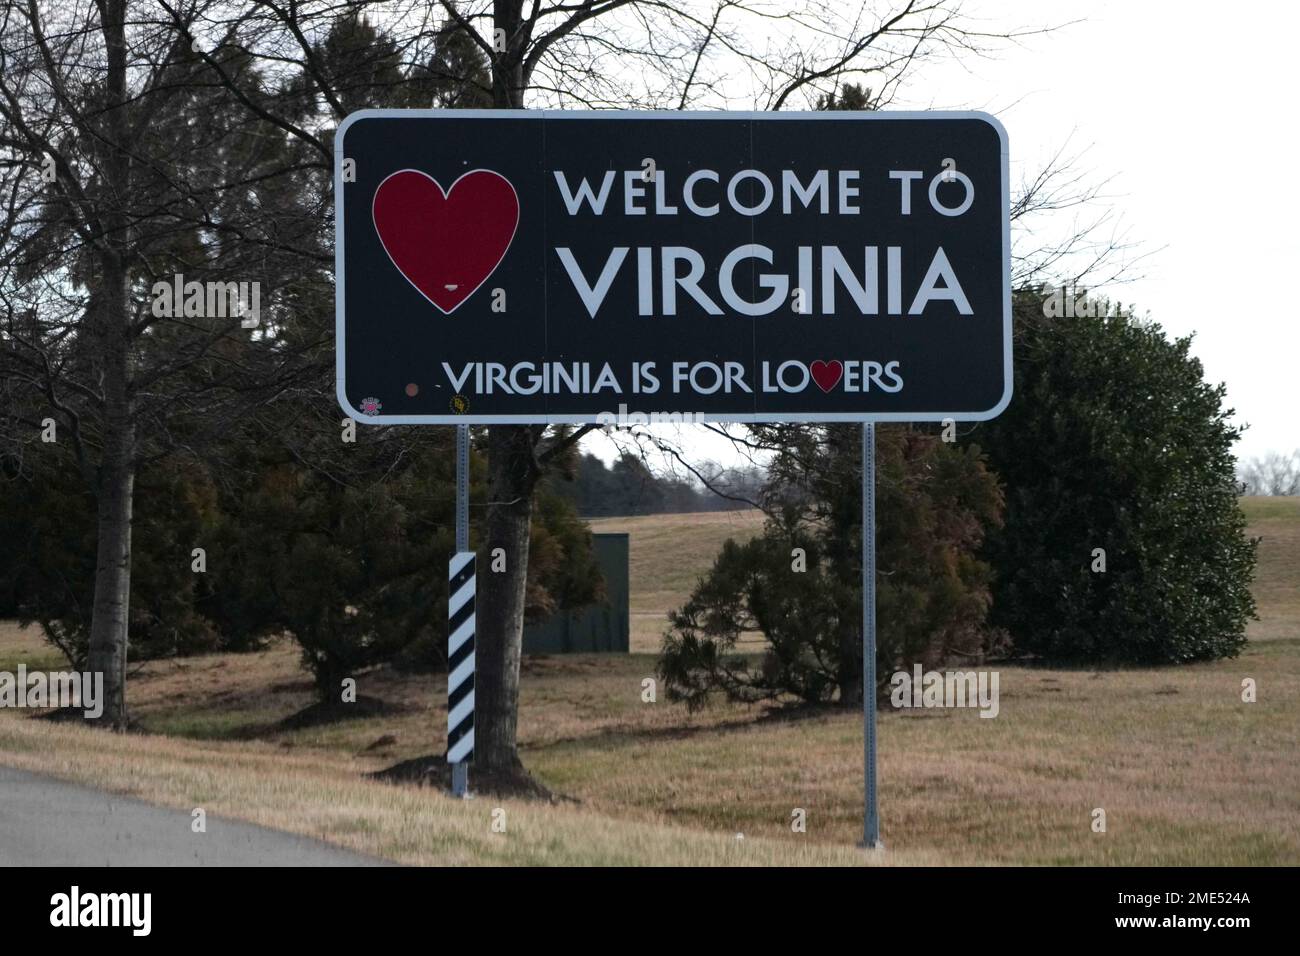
<box><xmin>587</xmin><ymin>0</ymin><xmax>1298</xmax><ymax>469</ymax></box>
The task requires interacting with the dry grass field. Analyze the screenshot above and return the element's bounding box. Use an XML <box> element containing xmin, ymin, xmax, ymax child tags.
<box><xmin>1</xmin><ymin>498</ymin><xmax>1296</xmax><ymax>865</ymax></box>
<box><xmin>590</xmin><ymin>509</ymin><xmax>764</xmax><ymax>651</ymax></box>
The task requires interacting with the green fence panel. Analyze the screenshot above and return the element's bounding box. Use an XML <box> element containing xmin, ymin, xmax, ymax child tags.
<box><xmin>522</xmin><ymin>533</ymin><xmax>629</xmax><ymax>654</ymax></box>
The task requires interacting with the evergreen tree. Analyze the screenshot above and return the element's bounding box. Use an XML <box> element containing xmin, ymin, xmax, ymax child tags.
<box><xmin>978</xmin><ymin>288</ymin><xmax>1257</xmax><ymax>663</ymax></box>
<box><xmin>658</xmin><ymin>425</ymin><xmax>1003</xmax><ymax>708</ymax></box>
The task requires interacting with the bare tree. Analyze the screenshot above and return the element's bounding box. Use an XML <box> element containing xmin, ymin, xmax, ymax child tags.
<box><xmin>0</xmin><ymin>0</ymin><xmax>325</xmax><ymax>725</ymax></box>
<box><xmin>1008</xmin><ymin>133</ymin><xmax>1158</xmax><ymax>291</ymax></box>
<box><xmin>1239</xmin><ymin>450</ymin><xmax>1300</xmax><ymax>496</ymax></box>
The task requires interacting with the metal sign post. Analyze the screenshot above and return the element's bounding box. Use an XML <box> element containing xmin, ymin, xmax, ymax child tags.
<box><xmin>862</xmin><ymin>421</ymin><xmax>881</xmax><ymax>849</ymax></box>
<box><xmin>449</xmin><ymin>424</ymin><xmax>472</xmax><ymax>797</ymax></box>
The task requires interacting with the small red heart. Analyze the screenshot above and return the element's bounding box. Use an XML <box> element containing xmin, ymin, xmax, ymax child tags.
<box><xmin>372</xmin><ymin>169</ymin><xmax>519</xmax><ymax>314</ymax></box>
<box><xmin>810</xmin><ymin>360</ymin><xmax>843</xmax><ymax>393</ymax></box>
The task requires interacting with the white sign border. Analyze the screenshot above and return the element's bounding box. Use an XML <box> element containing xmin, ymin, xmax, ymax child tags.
<box><xmin>335</xmin><ymin>109</ymin><xmax>1011</xmax><ymax>426</ymax></box>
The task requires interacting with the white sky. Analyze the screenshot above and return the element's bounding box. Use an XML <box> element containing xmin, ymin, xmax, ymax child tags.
<box><xmin>586</xmin><ymin>0</ymin><xmax>1299</xmax><ymax>469</ymax></box>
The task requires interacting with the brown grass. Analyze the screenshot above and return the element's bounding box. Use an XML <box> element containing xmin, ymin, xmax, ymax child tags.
<box><xmin>0</xmin><ymin>712</ymin><xmax>895</xmax><ymax>866</ymax></box>
<box><xmin>0</xmin><ymin>498</ymin><xmax>1295</xmax><ymax>864</ymax></box>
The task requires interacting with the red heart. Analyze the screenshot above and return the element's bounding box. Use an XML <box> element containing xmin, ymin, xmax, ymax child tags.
<box><xmin>810</xmin><ymin>360</ymin><xmax>843</xmax><ymax>393</ymax></box>
<box><xmin>372</xmin><ymin>169</ymin><xmax>519</xmax><ymax>314</ymax></box>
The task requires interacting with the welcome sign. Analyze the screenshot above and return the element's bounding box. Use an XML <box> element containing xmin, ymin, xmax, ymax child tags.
<box><xmin>335</xmin><ymin>110</ymin><xmax>1010</xmax><ymax>424</ymax></box>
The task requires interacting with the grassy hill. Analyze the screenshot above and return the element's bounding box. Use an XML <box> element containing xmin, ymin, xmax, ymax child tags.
<box><xmin>0</xmin><ymin>498</ymin><xmax>1296</xmax><ymax>864</ymax></box>
<box><xmin>590</xmin><ymin>509</ymin><xmax>764</xmax><ymax>651</ymax></box>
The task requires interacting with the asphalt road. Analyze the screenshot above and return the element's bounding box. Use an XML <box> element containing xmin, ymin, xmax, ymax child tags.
<box><xmin>0</xmin><ymin>766</ymin><xmax>387</xmax><ymax>866</ymax></box>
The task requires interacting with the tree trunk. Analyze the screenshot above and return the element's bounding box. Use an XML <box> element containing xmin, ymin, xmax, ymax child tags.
<box><xmin>83</xmin><ymin>0</ymin><xmax>135</xmax><ymax>730</ymax></box>
<box><xmin>86</xmin><ymin>440</ymin><xmax>134</xmax><ymax>729</ymax></box>
<box><xmin>492</xmin><ymin>1</ymin><xmax>526</xmax><ymax>109</ymax></box>
<box><xmin>474</xmin><ymin>424</ymin><xmax>540</xmax><ymax>771</ymax></box>
<box><xmin>85</xmin><ymin>261</ymin><xmax>134</xmax><ymax>729</ymax></box>
<box><xmin>470</xmin><ymin>5</ymin><xmax>536</xmax><ymax>773</ymax></box>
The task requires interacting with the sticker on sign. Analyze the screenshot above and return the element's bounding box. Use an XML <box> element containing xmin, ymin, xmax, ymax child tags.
<box><xmin>335</xmin><ymin>110</ymin><xmax>1010</xmax><ymax>425</ymax></box>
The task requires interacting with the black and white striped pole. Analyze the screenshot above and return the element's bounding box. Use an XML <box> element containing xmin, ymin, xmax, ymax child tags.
<box><xmin>448</xmin><ymin>423</ymin><xmax>473</xmax><ymax>797</ymax></box>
